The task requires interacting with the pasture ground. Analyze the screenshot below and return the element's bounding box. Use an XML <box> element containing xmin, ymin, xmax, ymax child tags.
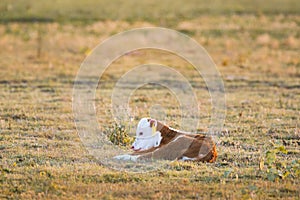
<box><xmin>0</xmin><ymin>1</ymin><xmax>299</xmax><ymax>199</ymax></box>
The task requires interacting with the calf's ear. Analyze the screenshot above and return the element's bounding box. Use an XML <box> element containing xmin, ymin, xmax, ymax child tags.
<box><xmin>149</xmin><ymin>119</ymin><xmax>157</xmax><ymax>127</ymax></box>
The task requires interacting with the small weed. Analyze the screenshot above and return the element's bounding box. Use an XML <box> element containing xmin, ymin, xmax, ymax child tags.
<box><xmin>261</xmin><ymin>145</ymin><xmax>300</xmax><ymax>181</ymax></box>
<box><xmin>105</xmin><ymin>122</ymin><xmax>133</xmax><ymax>147</ymax></box>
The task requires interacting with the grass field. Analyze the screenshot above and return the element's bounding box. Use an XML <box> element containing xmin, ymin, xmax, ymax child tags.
<box><xmin>0</xmin><ymin>1</ymin><xmax>300</xmax><ymax>199</ymax></box>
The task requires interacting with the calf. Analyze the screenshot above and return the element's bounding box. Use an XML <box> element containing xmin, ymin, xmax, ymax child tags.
<box><xmin>114</xmin><ymin>118</ymin><xmax>217</xmax><ymax>162</ymax></box>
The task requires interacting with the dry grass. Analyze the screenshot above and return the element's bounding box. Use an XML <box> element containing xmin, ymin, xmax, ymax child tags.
<box><xmin>0</xmin><ymin>13</ymin><xmax>299</xmax><ymax>199</ymax></box>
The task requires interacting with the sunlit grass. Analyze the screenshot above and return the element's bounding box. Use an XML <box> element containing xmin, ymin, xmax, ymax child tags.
<box><xmin>0</xmin><ymin>10</ymin><xmax>299</xmax><ymax>199</ymax></box>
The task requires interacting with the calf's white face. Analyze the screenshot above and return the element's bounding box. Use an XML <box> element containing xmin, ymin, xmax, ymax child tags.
<box><xmin>131</xmin><ymin>118</ymin><xmax>162</xmax><ymax>151</ymax></box>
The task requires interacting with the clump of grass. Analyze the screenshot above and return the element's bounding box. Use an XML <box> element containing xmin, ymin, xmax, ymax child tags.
<box><xmin>101</xmin><ymin>173</ymin><xmax>143</xmax><ymax>183</ymax></box>
<box><xmin>168</xmin><ymin>160</ymin><xmax>196</xmax><ymax>171</ymax></box>
<box><xmin>105</xmin><ymin>122</ymin><xmax>133</xmax><ymax>147</ymax></box>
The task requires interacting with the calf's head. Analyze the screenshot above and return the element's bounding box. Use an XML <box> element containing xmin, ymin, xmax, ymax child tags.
<box><xmin>131</xmin><ymin>118</ymin><xmax>162</xmax><ymax>151</ymax></box>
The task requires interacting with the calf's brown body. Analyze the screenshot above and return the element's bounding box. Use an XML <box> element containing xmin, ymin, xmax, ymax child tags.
<box><xmin>132</xmin><ymin>120</ymin><xmax>217</xmax><ymax>162</ymax></box>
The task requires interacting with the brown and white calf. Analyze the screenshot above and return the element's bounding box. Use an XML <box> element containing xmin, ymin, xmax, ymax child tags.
<box><xmin>114</xmin><ymin>118</ymin><xmax>217</xmax><ymax>162</ymax></box>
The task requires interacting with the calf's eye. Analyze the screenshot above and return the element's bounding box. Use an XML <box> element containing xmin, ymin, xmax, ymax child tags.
<box><xmin>139</xmin><ymin>132</ymin><xmax>143</xmax><ymax>136</ymax></box>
